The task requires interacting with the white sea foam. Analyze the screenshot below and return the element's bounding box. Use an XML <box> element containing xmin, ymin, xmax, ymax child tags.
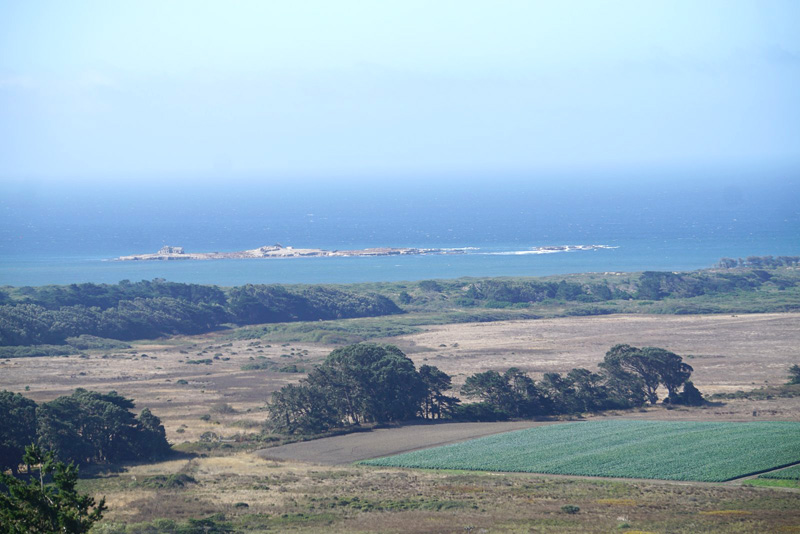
<box><xmin>483</xmin><ymin>245</ymin><xmax>619</xmax><ymax>256</ymax></box>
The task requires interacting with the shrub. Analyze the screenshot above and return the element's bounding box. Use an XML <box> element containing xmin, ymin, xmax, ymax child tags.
<box><xmin>788</xmin><ymin>364</ymin><xmax>800</xmax><ymax>385</ymax></box>
<box><xmin>451</xmin><ymin>402</ymin><xmax>509</xmax><ymax>422</ymax></box>
<box><xmin>210</xmin><ymin>403</ymin><xmax>236</xmax><ymax>415</ymax></box>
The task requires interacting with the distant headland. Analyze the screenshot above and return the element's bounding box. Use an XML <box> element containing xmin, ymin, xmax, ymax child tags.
<box><xmin>113</xmin><ymin>244</ymin><xmax>468</xmax><ymax>261</ymax></box>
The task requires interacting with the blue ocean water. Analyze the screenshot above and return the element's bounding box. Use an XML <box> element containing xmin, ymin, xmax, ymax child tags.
<box><xmin>1</xmin><ymin>174</ymin><xmax>798</xmax><ymax>286</ymax></box>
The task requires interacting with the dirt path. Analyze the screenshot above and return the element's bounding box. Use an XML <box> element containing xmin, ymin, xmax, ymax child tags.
<box><xmin>256</xmin><ymin>420</ymin><xmax>555</xmax><ymax>465</ymax></box>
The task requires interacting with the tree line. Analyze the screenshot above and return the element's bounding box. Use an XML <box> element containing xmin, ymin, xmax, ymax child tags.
<box><xmin>268</xmin><ymin>344</ymin><xmax>459</xmax><ymax>434</ymax></box>
<box><xmin>0</xmin><ymin>389</ymin><xmax>170</xmax><ymax>474</ymax></box>
<box><xmin>0</xmin><ymin>281</ymin><xmax>401</xmax><ymax>347</ymax></box>
<box><xmin>267</xmin><ymin>343</ymin><xmax>703</xmax><ymax>435</ymax></box>
<box><xmin>717</xmin><ymin>255</ymin><xmax>800</xmax><ymax>269</ymax></box>
<box><xmin>1</xmin><ymin>261</ymin><xmax>795</xmax><ymax>348</ymax></box>
<box><xmin>459</xmin><ymin>268</ymin><xmax>792</xmax><ymax>307</ymax></box>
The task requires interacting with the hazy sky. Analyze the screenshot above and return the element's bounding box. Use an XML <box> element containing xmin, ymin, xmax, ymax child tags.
<box><xmin>1</xmin><ymin>1</ymin><xmax>799</xmax><ymax>182</ymax></box>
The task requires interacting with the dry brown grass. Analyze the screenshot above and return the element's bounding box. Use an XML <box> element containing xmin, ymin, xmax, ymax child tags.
<box><xmin>2</xmin><ymin>312</ymin><xmax>799</xmax><ymax>446</ymax></box>
<box><xmin>0</xmin><ymin>336</ymin><xmax>327</xmax><ymax>443</ymax></box>
<box><xmin>5</xmin><ymin>312</ymin><xmax>800</xmax><ymax>533</ymax></box>
<box><xmin>388</xmin><ymin>313</ymin><xmax>800</xmax><ymax>395</ymax></box>
<box><xmin>77</xmin><ymin>451</ymin><xmax>800</xmax><ymax>533</ymax></box>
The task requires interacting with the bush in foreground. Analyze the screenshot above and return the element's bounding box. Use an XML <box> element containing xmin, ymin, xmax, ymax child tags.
<box><xmin>0</xmin><ymin>445</ymin><xmax>106</xmax><ymax>533</ymax></box>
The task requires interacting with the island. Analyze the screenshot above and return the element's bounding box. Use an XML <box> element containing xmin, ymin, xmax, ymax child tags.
<box><xmin>114</xmin><ymin>244</ymin><xmax>468</xmax><ymax>261</ymax></box>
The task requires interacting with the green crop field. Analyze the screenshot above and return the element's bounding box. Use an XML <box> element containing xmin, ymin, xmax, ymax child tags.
<box><xmin>758</xmin><ymin>463</ymin><xmax>800</xmax><ymax>480</ymax></box>
<box><xmin>361</xmin><ymin>420</ymin><xmax>800</xmax><ymax>482</ymax></box>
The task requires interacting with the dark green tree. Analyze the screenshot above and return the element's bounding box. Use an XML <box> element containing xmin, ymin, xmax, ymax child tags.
<box><xmin>672</xmin><ymin>381</ymin><xmax>704</xmax><ymax>406</ymax></box>
<box><xmin>451</xmin><ymin>402</ymin><xmax>510</xmax><ymax>421</ymax></box>
<box><xmin>602</xmin><ymin>370</ymin><xmax>647</xmax><ymax>408</ymax></box>
<box><xmin>0</xmin><ymin>391</ymin><xmax>37</xmax><ymax>474</ymax></box>
<box><xmin>320</xmin><ymin>344</ymin><xmax>425</xmax><ymax>423</ymax></box>
<box><xmin>600</xmin><ymin>344</ymin><xmax>663</xmax><ymax>404</ymax></box>
<box><xmin>226</xmin><ymin>285</ymin><xmax>400</xmax><ymax>325</ymax></box>
<box><xmin>642</xmin><ymin>347</ymin><xmax>693</xmax><ymax>402</ymax></box>
<box><xmin>567</xmin><ymin>368</ymin><xmax>613</xmax><ymax>412</ymax></box>
<box><xmin>503</xmin><ymin>368</ymin><xmax>549</xmax><ymax>416</ymax></box>
<box><xmin>600</xmin><ymin>344</ymin><xmax>694</xmax><ymax>404</ymax></box>
<box><xmin>0</xmin><ymin>445</ymin><xmax>106</xmax><ymax>533</ymax></box>
<box><xmin>462</xmin><ymin>369</ymin><xmax>550</xmax><ymax>417</ymax></box>
<box><xmin>418</xmin><ymin>365</ymin><xmax>459</xmax><ymax>419</ymax></box>
<box><xmin>35</xmin><ymin>397</ymin><xmax>86</xmax><ymax>466</ymax></box>
<box><xmin>37</xmin><ymin>390</ymin><xmax>136</xmax><ymax>464</ymax></box>
<box><xmin>268</xmin><ymin>384</ymin><xmax>337</xmax><ymax>435</ymax></box>
<box><xmin>135</xmin><ymin>408</ymin><xmax>171</xmax><ymax>460</ymax></box>
<box><xmin>268</xmin><ymin>344</ymin><xmax>427</xmax><ymax>433</ymax></box>
<box><xmin>36</xmin><ymin>389</ymin><xmax>169</xmax><ymax>465</ymax></box>
<box><xmin>635</xmin><ymin>272</ymin><xmax>667</xmax><ymax>300</ymax></box>
<box><xmin>417</xmin><ymin>280</ymin><xmax>442</xmax><ymax>292</ymax></box>
<box><xmin>788</xmin><ymin>364</ymin><xmax>800</xmax><ymax>385</ymax></box>
<box><xmin>461</xmin><ymin>371</ymin><xmax>513</xmax><ymax>412</ymax></box>
<box><xmin>539</xmin><ymin>372</ymin><xmax>578</xmax><ymax>413</ymax></box>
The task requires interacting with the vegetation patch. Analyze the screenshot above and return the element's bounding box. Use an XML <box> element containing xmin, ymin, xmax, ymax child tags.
<box><xmin>267</xmin><ymin>342</ymin><xmax>701</xmax><ymax>436</ymax></box>
<box><xmin>744</xmin><ymin>478</ymin><xmax>800</xmax><ymax>489</ymax></box>
<box><xmin>1</xmin><ymin>388</ymin><xmax>170</xmax><ymax>471</ymax></box>
<box><xmin>278</xmin><ymin>364</ymin><xmax>305</xmax><ymax>373</ymax></box>
<box><xmin>93</xmin><ymin>515</ymin><xmax>233</xmax><ymax>534</ymax></box>
<box><xmin>65</xmin><ymin>335</ymin><xmax>131</xmax><ymax>350</ymax></box>
<box><xmin>711</xmin><ymin>383</ymin><xmax>800</xmax><ymax>401</ymax></box>
<box><xmin>758</xmin><ymin>463</ymin><xmax>800</xmax><ymax>480</ymax></box>
<box><xmin>310</xmin><ymin>495</ymin><xmax>468</xmax><ymax>512</ymax></box>
<box><xmin>0</xmin><ymin>344</ymin><xmax>79</xmax><ymax>358</ymax></box>
<box><xmin>240</xmin><ymin>359</ymin><xmax>275</xmax><ymax>371</ymax></box>
<box><xmin>596</xmin><ymin>498</ymin><xmax>637</xmax><ymax>506</ymax></box>
<box><xmin>228</xmin><ymin>316</ymin><xmax>425</xmax><ymax>344</ymax></box>
<box><xmin>134</xmin><ymin>473</ymin><xmax>197</xmax><ymax>489</ymax></box>
<box><xmin>361</xmin><ymin>420</ymin><xmax>800</xmax><ymax>482</ymax></box>
<box><xmin>3</xmin><ymin>264</ymin><xmax>799</xmax><ymax>347</ymax></box>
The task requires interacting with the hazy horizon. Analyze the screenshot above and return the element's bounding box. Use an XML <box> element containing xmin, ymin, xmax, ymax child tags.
<box><xmin>2</xmin><ymin>1</ymin><xmax>800</xmax><ymax>183</ymax></box>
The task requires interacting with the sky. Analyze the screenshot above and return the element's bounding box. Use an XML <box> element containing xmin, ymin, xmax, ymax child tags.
<box><xmin>1</xmin><ymin>0</ymin><xmax>799</xmax><ymax>183</ymax></box>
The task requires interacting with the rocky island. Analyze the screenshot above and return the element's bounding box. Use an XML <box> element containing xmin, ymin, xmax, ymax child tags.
<box><xmin>114</xmin><ymin>244</ymin><xmax>467</xmax><ymax>261</ymax></box>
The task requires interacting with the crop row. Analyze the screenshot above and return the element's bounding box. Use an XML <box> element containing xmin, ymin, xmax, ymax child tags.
<box><xmin>361</xmin><ymin>420</ymin><xmax>800</xmax><ymax>482</ymax></box>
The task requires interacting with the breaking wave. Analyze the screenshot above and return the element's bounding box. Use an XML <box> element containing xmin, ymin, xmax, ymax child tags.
<box><xmin>484</xmin><ymin>245</ymin><xmax>619</xmax><ymax>256</ymax></box>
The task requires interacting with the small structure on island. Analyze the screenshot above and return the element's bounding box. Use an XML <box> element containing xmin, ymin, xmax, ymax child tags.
<box><xmin>157</xmin><ymin>246</ymin><xmax>185</xmax><ymax>255</ymax></box>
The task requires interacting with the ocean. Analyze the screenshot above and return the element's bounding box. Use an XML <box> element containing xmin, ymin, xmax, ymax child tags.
<box><xmin>1</xmin><ymin>174</ymin><xmax>798</xmax><ymax>287</ymax></box>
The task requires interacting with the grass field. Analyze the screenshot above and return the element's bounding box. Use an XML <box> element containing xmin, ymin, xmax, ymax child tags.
<box><xmin>746</xmin><ymin>463</ymin><xmax>800</xmax><ymax>489</ymax></box>
<box><xmin>759</xmin><ymin>463</ymin><xmax>800</xmax><ymax>480</ymax></box>
<box><xmin>361</xmin><ymin>420</ymin><xmax>800</xmax><ymax>482</ymax></box>
<box><xmin>3</xmin><ymin>311</ymin><xmax>799</xmax><ymax>532</ymax></box>
<box><xmin>78</xmin><ymin>452</ymin><xmax>800</xmax><ymax>534</ymax></box>
<box><xmin>4</xmin><ymin>312</ymin><xmax>798</xmax><ymax>449</ymax></box>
